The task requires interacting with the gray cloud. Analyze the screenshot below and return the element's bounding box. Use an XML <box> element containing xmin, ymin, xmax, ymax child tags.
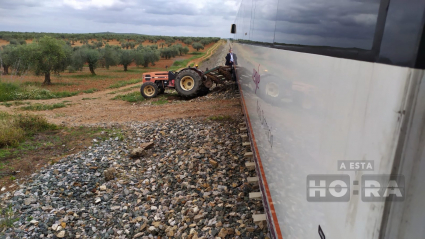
<box><xmin>235</xmin><ymin>0</ymin><xmax>380</xmax><ymax>49</ymax></box>
<box><xmin>0</xmin><ymin>0</ymin><xmax>239</xmax><ymax>37</ymax></box>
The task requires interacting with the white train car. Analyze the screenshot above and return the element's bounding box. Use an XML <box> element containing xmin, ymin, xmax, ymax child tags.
<box><xmin>231</xmin><ymin>0</ymin><xmax>425</xmax><ymax>238</ymax></box>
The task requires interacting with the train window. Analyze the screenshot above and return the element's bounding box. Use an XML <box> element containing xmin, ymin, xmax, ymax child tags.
<box><xmin>250</xmin><ymin>0</ymin><xmax>278</xmax><ymax>43</ymax></box>
<box><xmin>273</xmin><ymin>0</ymin><xmax>381</xmax><ymax>50</ymax></box>
<box><xmin>378</xmin><ymin>0</ymin><xmax>425</xmax><ymax>66</ymax></box>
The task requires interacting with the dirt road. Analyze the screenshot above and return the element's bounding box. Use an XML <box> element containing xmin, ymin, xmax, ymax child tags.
<box><xmin>0</xmin><ymin>42</ymin><xmax>241</xmax><ymax>126</ymax></box>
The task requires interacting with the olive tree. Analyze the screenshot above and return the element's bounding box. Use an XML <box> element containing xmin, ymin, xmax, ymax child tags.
<box><xmin>30</xmin><ymin>36</ymin><xmax>71</xmax><ymax>85</ymax></box>
<box><xmin>84</xmin><ymin>49</ymin><xmax>100</xmax><ymax>75</ymax></box>
<box><xmin>192</xmin><ymin>42</ymin><xmax>204</xmax><ymax>51</ymax></box>
<box><xmin>0</xmin><ymin>45</ymin><xmax>15</xmax><ymax>75</ymax></box>
<box><xmin>137</xmin><ymin>49</ymin><xmax>160</xmax><ymax>67</ymax></box>
<box><xmin>183</xmin><ymin>38</ymin><xmax>192</xmax><ymax>45</ymax></box>
<box><xmin>134</xmin><ymin>50</ymin><xmax>145</xmax><ymax>68</ymax></box>
<box><xmin>71</xmin><ymin>47</ymin><xmax>101</xmax><ymax>75</ymax></box>
<box><xmin>119</xmin><ymin>50</ymin><xmax>134</xmax><ymax>71</ymax></box>
<box><xmin>99</xmin><ymin>45</ymin><xmax>119</xmax><ymax>69</ymax></box>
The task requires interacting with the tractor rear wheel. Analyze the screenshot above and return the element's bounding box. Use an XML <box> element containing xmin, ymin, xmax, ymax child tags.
<box><xmin>175</xmin><ymin>70</ymin><xmax>203</xmax><ymax>98</ymax></box>
<box><xmin>140</xmin><ymin>82</ymin><xmax>159</xmax><ymax>99</ymax></box>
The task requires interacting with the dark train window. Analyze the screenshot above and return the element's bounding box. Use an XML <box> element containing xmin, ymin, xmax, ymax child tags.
<box><xmin>250</xmin><ymin>0</ymin><xmax>278</xmax><ymax>43</ymax></box>
<box><xmin>273</xmin><ymin>0</ymin><xmax>381</xmax><ymax>50</ymax></box>
<box><xmin>378</xmin><ymin>0</ymin><xmax>425</xmax><ymax>66</ymax></box>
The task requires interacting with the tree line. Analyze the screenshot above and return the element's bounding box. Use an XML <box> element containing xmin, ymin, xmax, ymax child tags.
<box><xmin>0</xmin><ymin>35</ymin><xmax>216</xmax><ymax>85</ymax></box>
<box><xmin>0</xmin><ymin>31</ymin><xmax>219</xmax><ymax>49</ymax></box>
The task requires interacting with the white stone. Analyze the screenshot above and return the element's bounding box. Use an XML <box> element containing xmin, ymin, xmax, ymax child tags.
<box><xmin>192</xmin><ymin>206</ymin><xmax>199</xmax><ymax>214</ymax></box>
<box><xmin>99</xmin><ymin>185</ymin><xmax>107</xmax><ymax>191</ymax></box>
<box><xmin>148</xmin><ymin>226</ymin><xmax>157</xmax><ymax>232</ymax></box>
<box><xmin>56</xmin><ymin>231</ymin><xmax>65</xmax><ymax>238</ymax></box>
<box><xmin>52</xmin><ymin>224</ymin><xmax>59</xmax><ymax>231</ymax></box>
<box><xmin>151</xmin><ymin>206</ymin><xmax>157</xmax><ymax>210</ymax></box>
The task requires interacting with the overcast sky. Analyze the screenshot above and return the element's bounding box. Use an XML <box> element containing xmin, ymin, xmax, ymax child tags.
<box><xmin>0</xmin><ymin>0</ymin><xmax>240</xmax><ymax>38</ymax></box>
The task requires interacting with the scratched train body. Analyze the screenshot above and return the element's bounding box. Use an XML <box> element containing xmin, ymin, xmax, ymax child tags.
<box><xmin>232</xmin><ymin>0</ymin><xmax>425</xmax><ymax>238</ymax></box>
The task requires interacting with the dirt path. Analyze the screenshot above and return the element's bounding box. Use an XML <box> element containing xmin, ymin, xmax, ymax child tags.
<box><xmin>0</xmin><ymin>82</ymin><xmax>241</xmax><ymax>127</ymax></box>
<box><xmin>186</xmin><ymin>40</ymin><xmax>225</xmax><ymax>67</ymax></box>
<box><xmin>0</xmin><ymin>40</ymin><xmax>241</xmax><ymax>126</ymax></box>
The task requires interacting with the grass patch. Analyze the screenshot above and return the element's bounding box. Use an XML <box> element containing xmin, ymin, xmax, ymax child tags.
<box><xmin>1</xmin><ymin>101</ymin><xmax>31</xmax><ymax>108</ymax></box>
<box><xmin>61</xmin><ymin>74</ymin><xmax>117</xmax><ymax>79</ymax></box>
<box><xmin>20</xmin><ymin>103</ymin><xmax>66</xmax><ymax>111</ymax></box>
<box><xmin>111</xmin><ymin>68</ymin><xmax>147</xmax><ymax>73</ymax></box>
<box><xmin>22</xmin><ymin>81</ymin><xmax>77</xmax><ymax>87</ymax></box>
<box><xmin>108</xmin><ymin>79</ymin><xmax>143</xmax><ymax>89</ymax></box>
<box><xmin>0</xmin><ymin>102</ymin><xmax>12</xmax><ymax>107</ymax></box>
<box><xmin>109</xmin><ymin>86</ymin><xmax>140</xmax><ymax>95</ymax></box>
<box><xmin>83</xmin><ymin>88</ymin><xmax>98</xmax><ymax>93</ymax></box>
<box><xmin>0</xmin><ymin>205</ymin><xmax>18</xmax><ymax>231</ymax></box>
<box><xmin>208</xmin><ymin>115</ymin><xmax>233</xmax><ymax>121</ymax></box>
<box><xmin>0</xmin><ymin>82</ymin><xmax>78</xmax><ymax>102</ymax></box>
<box><xmin>169</xmin><ymin>53</ymin><xmax>206</xmax><ymax>71</ymax></box>
<box><xmin>151</xmin><ymin>96</ymin><xmax>169</xmax><ymax>105</ymax></box>
<box><xmin>112</xmin><ymin>91</ymin><xmax>145</xmax><ymax>102</ymax></box>
<box><xmin>12</xmin><ymin>101</ymin><xmax>29</xmax><ymax>106</ymax></box>
<box><xmin>0</xmin><ymin>112</ymin><xmax>57</xmax><ymax>147</ymax></box>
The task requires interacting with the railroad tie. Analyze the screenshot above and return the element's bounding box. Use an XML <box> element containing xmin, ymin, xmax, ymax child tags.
<box><xmin>247</xmin><ymin>176</ymin><xmax>259</xmax><ymax>184</ymax></box>
<box><xmin>242</xmin><ymin>142</ymin><xmax>251</xmax><ymax>147</ymax></box>
<box><xmin>245</xmin><ymin>162</ymin><xmax>255</xmax><ymax>170</ymax></box>
<box><xmin>244</xmin><ymin>151</ymin><xmax>253</xmax><ymax>158</ymax></box>
<box><xmin>252</xmin><ymin>214</ymin><xmax>266</xmax><ymax>222</ymax></box>
<box><xmin>249</xmin><ymin>192</ymin><xmax>262</xmax><ymax>200</ymax></box>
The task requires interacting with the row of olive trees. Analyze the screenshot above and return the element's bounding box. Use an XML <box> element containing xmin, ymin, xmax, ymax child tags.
<box><xmin>0</xmin><ymin>32</ymin><xmax>220</xmax><ymax>48</ymax></box>
<box><xmin>0</xmin><ymin>36</ymin><xmax>170</xmax><ymax>84</ymax></box>
<box><xmin>0</xmin><ymin>37</ymin><xmax>71</xmax><ymax>84</ymax></box>
<box><xmin>160</xmin><ymin>44</ymin><xmax>189</xmax><ymax>59</ymax></box>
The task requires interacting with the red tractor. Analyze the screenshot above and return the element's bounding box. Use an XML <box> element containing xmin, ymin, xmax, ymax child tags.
<box><xmin>140</xmin><ymin>66</ymin><xmax>234</xmax><ymax>99</ymax></box>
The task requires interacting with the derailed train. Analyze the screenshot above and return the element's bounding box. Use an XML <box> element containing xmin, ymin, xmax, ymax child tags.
<box><xmin>231</xmin><ymin>0</ymin><xmax>425</xmax><ymax>238</ymax></box>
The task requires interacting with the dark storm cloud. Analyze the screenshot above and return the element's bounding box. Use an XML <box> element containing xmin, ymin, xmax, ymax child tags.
<box><xmin>272</xmin><ymin>0</ymin><xmax>380</xmax><ymax>48</ymax></box>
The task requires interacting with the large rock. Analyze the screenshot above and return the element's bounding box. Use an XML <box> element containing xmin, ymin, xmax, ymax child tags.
<box><xmin>218</xmin><ymin>228</ymin><xmax>228</xmax><ymax>238</ymax></box>
<box><xmin>104</xmin><ymin>168</ymin><xmax>117</xmax><ymax>181</ymax></box>
<box><xmin>130</xmin><ymin>142</ymin><xmax>154</xmax><ymax>158</ymax></box>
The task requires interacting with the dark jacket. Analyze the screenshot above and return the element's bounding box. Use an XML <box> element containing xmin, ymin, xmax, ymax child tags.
<box><xmin>225</xmin><ymin>53</ymin><xmax>238</xmax><ymax>66</ymax></box>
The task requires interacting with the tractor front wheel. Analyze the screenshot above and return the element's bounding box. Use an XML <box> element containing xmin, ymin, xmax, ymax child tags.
<box><xmin>140</xmin><ymin>82</ymin><xmax>159</xmax><ymax>99</ymax></box>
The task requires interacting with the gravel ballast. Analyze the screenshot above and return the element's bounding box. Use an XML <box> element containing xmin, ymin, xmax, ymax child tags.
<box><xmin>1</xmin><ymin>117</ymin><xmax>270</xmax><ymax>239</ymax></box>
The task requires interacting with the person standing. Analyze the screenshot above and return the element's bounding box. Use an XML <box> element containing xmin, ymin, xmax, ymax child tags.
<box><xmin>225</xmin><ymin>48</ymin><xmax>238</xmax><ymax>90</ymax></box>
<box><xmin>225</xmin><ymin>48</ymin><xmax>237</xmax><ymax>66</ymax></box>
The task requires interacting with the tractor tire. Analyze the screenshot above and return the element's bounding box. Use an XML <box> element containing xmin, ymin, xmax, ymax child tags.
<box><xmin>175</xmin><ymin>69</ymin><xmax>203</xmax><ymax>98</ymax></box>
<box><xmin>140</xmin><ymin>82</ymin><xmax>159</xmax><ymax>99</ymax></box>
